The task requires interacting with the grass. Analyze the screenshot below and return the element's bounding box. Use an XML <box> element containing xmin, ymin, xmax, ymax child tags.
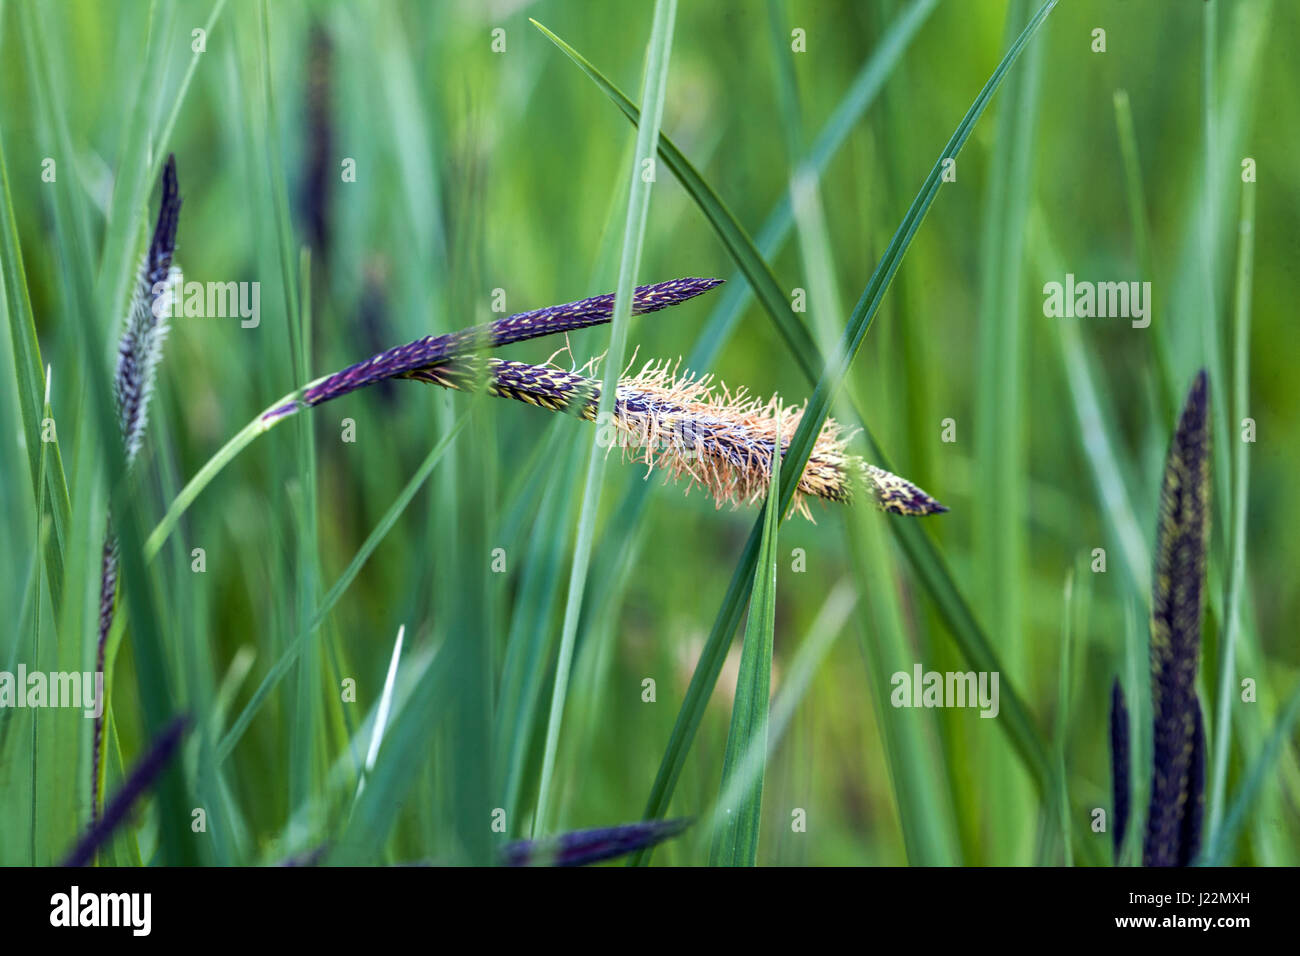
<box><xmin>0</xmin><ymin>0</ymin><xmax>1296</xmax><ymax>868</ymax></box>
<box><xmin>1207</xmin><ymin>177</ymin><xmax>1256</xmax><ymax>836</ymax></box>
<box><xmin>532</xmin><ymin>0</ymin><xmax>678</xmax><ymax>837</ymax></box>
<box><xmin>708</xmin><ymin>409</ymin><xmax>781</xmax><ymax>866</ymax></box>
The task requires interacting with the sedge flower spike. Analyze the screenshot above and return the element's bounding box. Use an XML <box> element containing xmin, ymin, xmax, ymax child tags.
<box><xmin>1109</xmin><ymin>371</ymin><xmax>1210</xmax><ymax>867</ymax></box>
<box><xmin>92</xmin><ymin>155</ymin><xmax>182</xmax><ymax>826</ymax></box>
<box><xmin>265</xmin><ymin>277</ymin><xmax>725</xmax><ymax>420</ymax></box>
<box><xmin>263</xmin><ymin>278</ymin><xmax>946</xmax><ymax>519</ymax></box>
<box><xmin>408</xmin><ymin>356</ymin><xmax>945</xmax><ymax>518</ymax></box>
<box><xmin>115</xmin><ymin>154</ymin><xmax>181</xmax><ymax>461</ymax></box>
<box><xmin>1143</xmin><ymin>370</ymin><xmax>1210</xmax><ymax>867</ymax></box>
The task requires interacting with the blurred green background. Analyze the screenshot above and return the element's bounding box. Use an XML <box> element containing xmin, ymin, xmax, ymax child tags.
<box><xmin>1</xmin><ymin>0</ymin><xmax>1296</xmax><ymax>865</ymax></box>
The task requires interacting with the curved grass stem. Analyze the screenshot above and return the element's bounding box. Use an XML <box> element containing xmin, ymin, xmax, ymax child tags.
<box><xmin>143</xmin><ymin>390</ymin><xmax>301</xmax><ymax>560</ymax></box>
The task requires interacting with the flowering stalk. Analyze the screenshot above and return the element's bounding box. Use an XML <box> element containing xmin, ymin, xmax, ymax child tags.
<box><xmin>279</xmin><ymin>817</ymin><xmax>692</xmax><ymax>867</ymax></box>
<box><xmin>146</xmin><ymin>278</ymin><xmax>944</xmax><ymax>587</ymax></box>
<box><xmin>1111</xmin><ymin>371</ymin><xmax>1210</xmax><ymax>867</ymax></box>
<box><xmin>92</xmin><ymin>155</ymin><xmax>182</xmax><ymax>825</ymax></box>
<box><xmin>262</xmin><ymin>277</ymin><xmax>724</xmax><ymax>422</ymax></box>
<box><xmin>1143</xmin><ymin>370</ymin><xmax>1210</xmax><ymax>867</ymax></box>
<box><xmin>249</xmin><ymin>276</ymin><xmax>942</xmax><ymax>518</ymax></box>
<box><xmin>68</xmin><ymin>716</ymin><xmax>190</xmax><ymax>867</ymax></box>
<box><xmin>406</xmin><ymin>355</ymin><xmax>946</xmax><ymax>518</ymax></box>
<box><xmin>500</xmin><ymin>818</ymin><xmax>692</xmax><ymax>867</ymax></box>
<box><xmin>144</xmin><ymin>278</ymin><xmax>727</xmax><ymax>560</ymax></box>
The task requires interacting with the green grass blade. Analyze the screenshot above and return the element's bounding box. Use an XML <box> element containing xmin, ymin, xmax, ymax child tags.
<box><xmin>708</xmin><ymin>416</ymin><xmax>781</xmax><ymax>866</ymax></box>
<box><xmin>532</xmin><ymin>15</ymin><xmax>819</xmax><ymax>384</ymax></box>
<box><xmin>847</xmin><ymin>498</ymin><xmax>963</xmax><ymax>864</ymax></box>
<box><xmin>768</xmin><ymin>17</ymin><xmax>961</xmax><ymax>862</ymax></box>
<box><xmin>496</xmin><ymin>442</ymin><xmax>580</xmax><ymax>828</ymax></box>
<box><xmin>1055</xmin><ymin>570</ymin><xmax>1075</xmax><ymax>866</ymax></box>
<box><xmin>534</xmin><ymin>0</ymin><xmax>940</xmax><ymax>385</ymax></box>
<box><xmin>1118</xmin><ymin>599</ymin><xmax>1150</xmax><ymax>867</ymax></box>
<box><xmin>29</xmin><ymin>369</ymin><xmax>52</xmax><ymax>864</ymax></box>
<box><xmin>1207</xmin><ymin>178</ymin><xmax>1256</xmax><ymax>837</ymax></box>
<box><xmin>1199</xmin><ymin>0</ymin><xmax>1232</xmax><ymax>546</ymax></box>
<box><xmin>579</xmin><ymin>0</ymin><xmax>937</xmax><ymax>690</ymax></box>
<box><xmin>132</xmin><ymin>1</ymin><xmax>298</xmax><ymax>559</ymax></box>
<box><xmin>1200</xmin><ymin>680</ymin><xmax>1300</xmax><ymax>866</ymax></box>
<box><xmin>258</xmin><ymin>0</ymin><xmax>303</xmax><ymax>373</ymax></box>
<box><xmin>23</xmin><ymin>5</ymin><xmax>96</xmax><ymax>296</ymax></box>
<box><xmin>354</xmin><ymin>624</ymin><xmax>405</xmax><ymax>803</ymax></box>
<box><xmin>878</xmin><ymin>473</ymin><xmax>1056</xmax><ymax>793</ymax></box>
<box><xmin>971</xmin><ymin>0</ymin><xmax>1043</xmax><ymax>864</ymax></box>
<box><xmin>328</xmin><ymin>647</ymin><xmax>457</xmax><ymax>865</ymax></box>
<box><xmin>1031</xmin><ymin>207</ymin><xmax>1152</xmax><ymax>598</ymax></box>
<box><xmin>776</xmin><ymin>0</ymin><xmax>1057</xmax><ymax>525</ymax></box>
<box><xmin>0</xmin><ymin>128</ymin><xmax>71</xmax><ymax>611</ymax></box>
<box><xmin>143</xmin><ymin>399</ymin><xmax>291</xmax><ymax>560</ymax></box>
<box><xmin>90</xmin><ymin>5</ymin><xmax>162</xmax><ymax>346</ymax></box>
<box><xmin>148</xmin><ymin>0</ymin><xmax>229</xmax><ymax>180</ymax></box>
<box><xmin>1112</xmin><ymin>88</ymin><xmax>1175</xmax><ymax>424</ymax></box>
<box><xmin>215</xmin><ymin>411</ymin><xmax>469</xmax><ymax>764</ymax></box>
<box><xmin>629</xmin><ymin>0</ymin><xmax>1062</xmax><ymax>862</ymax></box>
<box><xmin>288</xmin><ymin>247</ymin><xmax>319</xmax><ymax>845</ymax></box>
<box><xmin>540</xmin><ymin>7</ymin><xmax>1059</xmax><ymax>840</ymax></box>
<box><xmin>531</xmin><ymin>0</ymin><xmax>678</xmax><ymax>837</ymax></box>
<box><xmin>692</xmin><ymin>580</ymin><xmax>855</xmax><ymax>863</ymax></box>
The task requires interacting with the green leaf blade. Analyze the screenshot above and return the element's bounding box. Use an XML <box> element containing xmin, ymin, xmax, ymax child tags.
<box><xmin>708</xmin><ymin>417</ymin><xmax>782</xmax><ymax>867</ymax></box>
<box><xmin>531</xmin><ymin>0</ymin><xmax>679</xmax><ymax>837</ymax></box>
<box><xmin>629</xmin><ymin>0</ymin><xmax>1062</xmax><ymax>862</ymax></box>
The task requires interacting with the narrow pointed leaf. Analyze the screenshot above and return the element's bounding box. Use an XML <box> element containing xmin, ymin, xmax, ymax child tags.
<box><xmin>709</xmin><ymin>416</ymin><xmax>782</xmax><ymax>866</ymax></box>
<box><xmin>533</xmin><ymin>0</ymin><xmax>679</xmax><ymax>837</ymax></box>
<box><xmin>0</xmin><ymin>129</ymin><xmax>71</xmax><ymax>610</ymax></box>
<box><xmin>1201</xmin><ymin>681</ymin><xmax>1300</xmax><ymax>865</ymax></box>
<box><xmin>626</xmin><ymin>0</ymin><xmax>1062</xmax><ymax>861</ymax></box>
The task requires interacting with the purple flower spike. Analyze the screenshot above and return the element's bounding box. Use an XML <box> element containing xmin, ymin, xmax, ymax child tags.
<box><xmin>67</xmin><ymin>715</ymin><xmax>191</xmax><ymax>867</ymax></box>
<box><xmin>93</xmin><ymin>155</ymin><xmax>182</xmax><ymax>825</ymax></box>
<box><xmin>291</xmin><ymin>277</ymin><xmax>723</xmax><ymax>413</ymax></box>
<box><xmin>1143</xmin><ymin>370</ymin><xmax>1210</xmax><ymax>868</ymax></box>
<box><xmin>501</xmin><ymin>818</ymin><xmax>693</xmax><ymax>867</ymax></box>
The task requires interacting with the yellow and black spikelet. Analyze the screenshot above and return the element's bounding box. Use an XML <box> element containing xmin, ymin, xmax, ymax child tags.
<box><xmin>405</xmin><ymin>355</ymin><xmax>946</xmax><ymax>520</ymax></box>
